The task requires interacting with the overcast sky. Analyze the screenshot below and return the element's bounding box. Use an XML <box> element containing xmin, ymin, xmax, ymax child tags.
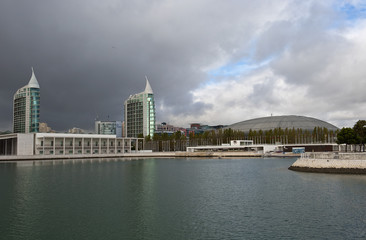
<box><xmin>1</xmin><ymin>0</ymin><xmax>366</xmax><ymax>132</ymax></box>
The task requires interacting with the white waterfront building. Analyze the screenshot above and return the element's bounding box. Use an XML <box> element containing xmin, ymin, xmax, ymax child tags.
<box><xmin>186</xmin><ymin>140</ymin><xmax>277</xmax><ymax>153</ymax></box>
<box><xmin>0</xmin><ymin>133</ymin><xmax>142</xmax><ymax>156</ymax></box>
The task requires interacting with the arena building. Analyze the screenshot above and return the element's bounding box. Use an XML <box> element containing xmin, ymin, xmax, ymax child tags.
<box><xmin>227</xmin><ymin>115</ymin><xmax>339</xmax><ymax>133</ymax></box>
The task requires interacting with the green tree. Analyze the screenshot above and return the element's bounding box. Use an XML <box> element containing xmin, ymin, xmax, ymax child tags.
<box><xmin>174</xmin><ymin>131</ymin><xmax>182</xmax><ymax>140</ymax></box>
<box><xmin>188</xmin><ymin>132</ymin><xmax>195</xmax><ymax>139</ymax></box>
<box><xmin>223</xmin><ymin>128</ymin><xmax>233</xmax><ymax>143</ymax></box>
<box><xmin>353</xmin><ymin>120</ymin><xmax>366</xmax><ymax>151</ymax></box>
<box><xmin>152</xmin><ymin>133</ymin><xmax>161</xmax><ymax>141</ymax></box>
<box><xmin>337</xmin><ymin>127</ymin><xmax>358</xmax><ymax>152</ymax></box>
<box><xmin>248</xmin><ymin>129</ymin><xmax>254</xmax><ymax>141</ymax></box>
<box><xmin>161</xmin><ymin>132</ymin><xmax>169</xmax><ymax>141</ymax></box>
<box><xmin>145</xmin><ymin>135</ymin><xmax>151</xmax><ymax>142</ymax></box>
<box><xmin>258</xmin><ymin>130</ymin><xmax>264</xmax><ymax>144</ymax></box>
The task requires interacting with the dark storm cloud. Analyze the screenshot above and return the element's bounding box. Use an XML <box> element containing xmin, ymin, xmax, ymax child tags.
<box><xmin>0</xmin><ymin>0</ymin><xmax>208</xmax><ymax>131</ymax></box>
<box><xmin>1</xmin><ymin>0</ymin><xmax>365</xmax><ymax>131</ymax></box>
<box><xmin>0</xmin><ymin>0</ymin><xmax>279</xmax><ymax>131</ymax></box>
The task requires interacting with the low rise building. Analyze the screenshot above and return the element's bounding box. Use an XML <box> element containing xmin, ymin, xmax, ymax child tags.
<box><xmin>0</xmin><ymin>133</ymin><xmax>142</xmax><ymax>156</ymax></box>
<box><xmin>186</xmin><ymin>140</ymin><xmax>276</xmax><ymax>153</ymax></box>
<box><xmin>155</xmin><ymin>122</ymin><xmax>186</xmax><ymax>136</ymax></box>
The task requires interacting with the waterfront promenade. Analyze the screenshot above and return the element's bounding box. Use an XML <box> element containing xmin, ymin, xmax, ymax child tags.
<box><xmin>0</xmin><ymin>151</ymin><xmax>267</xmax><ymax>161</ymax></box>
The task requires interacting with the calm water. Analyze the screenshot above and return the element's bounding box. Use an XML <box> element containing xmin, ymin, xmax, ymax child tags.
<box><xmin>1</xmin><ymin>157</ymin><xmax>366</xmax><ymax>240</ymax></box>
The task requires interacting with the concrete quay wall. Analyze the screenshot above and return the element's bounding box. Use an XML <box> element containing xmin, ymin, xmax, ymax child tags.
<box><xmin>289</xmin><ymin>153</ymin><xmax>366</xmax><ymax>174</ymax></box>
<box><xmin>0</xmin><ymin>151</ymin><xmax>263</xmax><ymax>162</ymax></box>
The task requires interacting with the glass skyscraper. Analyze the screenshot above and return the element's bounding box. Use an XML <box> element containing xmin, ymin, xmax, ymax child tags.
<box><xmin>124</xmin><ymin>77</ymin><xmax>155</xmax><ymax>137</ymax></box>
<box><xmin>13</xmin><ymin>68</ymin><xmax>40</xmax><ymax>133</ymax></box>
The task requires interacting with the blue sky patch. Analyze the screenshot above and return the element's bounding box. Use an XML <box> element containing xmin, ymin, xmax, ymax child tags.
<box><xmin>207</xmin><ymin>56</ymin><xmax>274</xmax><ymax>83</ymax></box>
<box><xmin>339</xmin><ymin>2</ymin><xmax>366</xmax><ymax>21</ymax></box>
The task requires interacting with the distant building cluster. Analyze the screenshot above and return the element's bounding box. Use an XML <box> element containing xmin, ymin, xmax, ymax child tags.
<box><xmin>154</xmin><ymin>122</ymin><xmax>226</xmax><ymax>137</ymax></box>
<box><xmin>10</xmin><ymin>69</ymin><xmax>340</xmax><ymax>139</ymax></box>
<box><xmin>11</xmin><ymin>69</ymin><xmax>157</xmax><ymax>139</ymax></box>
<box><xmin>3</xmin><ymin>68</ymin><xmax>144</xmax><ymax>157</ymax></box>
<box><xmin>3</xmin><ymin>67</ymin><xmax>343</xmax><ymax>157</ymax></box>
<box><xmin>187</xmin><ymin>123</ymin><xmax>226</xmax><ymax>136</ymax></box>
<box><xmin>93</xmin><ymin>77</ymin><xmax>156</xmax><ymax>138</ymax></box>
<box><xmin>155</xmin><ymin>122</ymin><xmax>186</xmax><ymax>136</ymax></box>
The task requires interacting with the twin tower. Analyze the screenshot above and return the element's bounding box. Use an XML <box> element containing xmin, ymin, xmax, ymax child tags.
<box><xmin>13</xmin><ymin>68</ymin><xmax>40</xmax><ymax>133</ymax></box>
<box><xmin>124</xmin><ymin>77</ymin><xmax>156</xmax><ymax>138</ymax></box>
<box><xmin>13</xmin><ymin>69</ymin><xmax>155</xmax><ymax>138</ymax></box>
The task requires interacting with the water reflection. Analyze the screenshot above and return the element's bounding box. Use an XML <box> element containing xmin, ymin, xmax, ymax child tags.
<box><xmin>0</xmin><ymin>157</ymin><xmax>366</xmax><ymax>239</ymax></box>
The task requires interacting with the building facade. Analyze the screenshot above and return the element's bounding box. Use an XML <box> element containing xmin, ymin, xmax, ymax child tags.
<box><xmin>124</xmin><ymin>77</ymin><xmax>155</xmax><ymax>137</ymax></box>
<box><xmin>186</xmin><ymin>140</ymin><xmax>277</xmax><ymax>153</ymax></box>
<box><xmin>95</xmin><ymin>121</ymin><xmax>122</xmax><ymax>137</ymax></box>
<box><xmin>0</xmin><ymin>133</ymin><xmax>142</xmax><ymax>156</ymax></box>
<box><xmin>13</xmin><ymin>68</ymin><xmax>40</xmax><ymax>133</ymax></box>
<box><xmin>155</xmin><ymin>122</ymin><xmax>186</xmax><ymax>136</ymax></box>
<box><xmin>35</xmin><ymin>133</ymin><xmax>134</xmax><ymax>155</ymax></box>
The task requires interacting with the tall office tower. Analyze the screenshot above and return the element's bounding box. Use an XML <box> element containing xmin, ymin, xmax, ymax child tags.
<box><xmin>13</xmin><ymin>68</ymin><xmax>40</xmax><ymax>133</ymax></box>
<box><xmin>124</xmin><ymin>77</ymin><xmax>156</xmax><ymax>137</ymax></box>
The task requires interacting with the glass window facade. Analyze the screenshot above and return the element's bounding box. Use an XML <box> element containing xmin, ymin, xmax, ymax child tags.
<box><xmin>124</xmin><ymin>81</ymin><xmax>155</xmax><ymax>138</ymax></box>
<box><xmin>29</xmin><ymin>88</ymin><xmax>40</xmax><ymax>133</ymax></box>
<box><xmin>95</xmin><ymin>121</ymin><xmax>119</xmax><ymax>135</ymax></box>
<box><xmin>13</xmin><ymin>86</ymin><xmax>40</xmax><ymax>133</ymax></box>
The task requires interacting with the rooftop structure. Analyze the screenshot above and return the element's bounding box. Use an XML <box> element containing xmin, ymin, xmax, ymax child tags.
<box><xmin>124</xmin><ymin>77</ymin><xmax>156</xmax><ymax>137</ymax></box>
<box><xmin>39</xmin><ymin>122</ymin><xmax>55</xmax><ymax>133</ymax></box>
<box><xmin>95</xmin><ymin>120</ymin><xmax>122</xmax><ymax>137</ymax></box>
<box><xmin>13</xmin><ymin>68</ymin><xmax>40</xmax><ymax>133</ymax></box>
<box><xmin>68</xmin><ymin>127</ymin><xmax>85</xmax><ymax>134</ymax></box>
<box><xmin>227</xmin><ymin>115</ymin><xmax>339</xmax><ymax>133</ymax></box>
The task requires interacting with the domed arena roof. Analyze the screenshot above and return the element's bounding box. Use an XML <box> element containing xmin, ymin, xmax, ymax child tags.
<box><xmin>227</xmin><ymin>115</ymin><xmax>339</xmax><ymax>133</ymax></box>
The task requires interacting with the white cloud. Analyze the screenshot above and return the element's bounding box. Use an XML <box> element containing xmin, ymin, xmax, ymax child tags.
<box><xmin>170</xmin><ymin>69</ymin><xmax>310</xmax><ymax>126</ymax></box>
<box><xmin>171</xmin><ymin>14</ymin><xmax>366</xmax><ymax>129</ymax></box>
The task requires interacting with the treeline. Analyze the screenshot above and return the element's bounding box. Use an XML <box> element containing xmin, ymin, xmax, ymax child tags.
<box><xmin>337</xmin><ymin>120</ymin><xmax>366</xmax><ymax>151</ymax></box>
<box><xmin>144</xmin><ymin>127</ymin><xmax>339</xmax><ymax>151</ymax></box>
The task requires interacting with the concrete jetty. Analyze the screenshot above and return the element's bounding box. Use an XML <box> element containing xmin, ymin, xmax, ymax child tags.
<box><xmin>289</xmin><ymin>152</ymin><xmax>366</xmax><ymax>174</ymax></box>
